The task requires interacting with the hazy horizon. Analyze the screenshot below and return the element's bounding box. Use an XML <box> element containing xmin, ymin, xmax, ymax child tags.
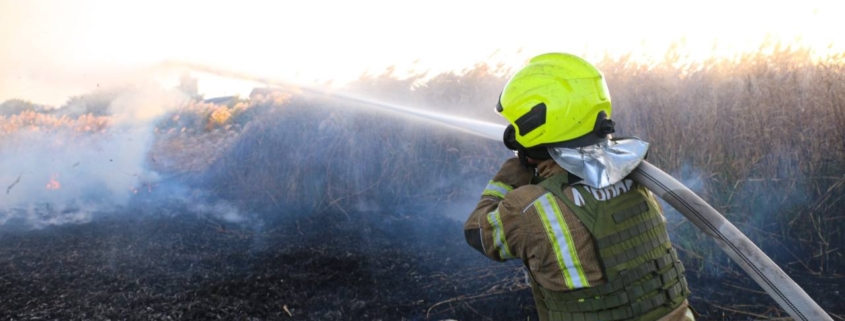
<box><xmin>2</xmin><ymin>0</ymin><xmax>844</xmax><ymax>106</ymax></box>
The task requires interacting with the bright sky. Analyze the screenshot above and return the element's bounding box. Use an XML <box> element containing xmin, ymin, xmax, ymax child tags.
<box><xmin>1</xmin><ymin>0</ymin><xmax>844</xmax><ymax>105</ymax></box>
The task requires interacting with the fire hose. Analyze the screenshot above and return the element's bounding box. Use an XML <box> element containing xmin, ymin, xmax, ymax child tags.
<box><xmin>167</xmin><ymin>62</ymin><xmax>832</xmax><ymax>320</ymax></box>
<box><xmin>630</xmin><ymin>161</ymin><xmax>832</xmax><ymax>321</ymax></box>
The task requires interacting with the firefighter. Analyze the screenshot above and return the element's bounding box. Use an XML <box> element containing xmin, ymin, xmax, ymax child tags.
<box><xmin>464</xmin><ymin>53</ymin><xmax>695</xmax><ymax>321</ymax></box>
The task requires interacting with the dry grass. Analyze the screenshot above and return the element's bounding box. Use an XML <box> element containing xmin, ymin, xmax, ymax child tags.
<box><xmin>0</xmin><ymin>110</ymin><xmax>110</xmax><ymax>134</ymax></box>
<box><xmin>600</xmin><ymin>43</ymin><xmax>845</xmax><ymax>274</ymax></box>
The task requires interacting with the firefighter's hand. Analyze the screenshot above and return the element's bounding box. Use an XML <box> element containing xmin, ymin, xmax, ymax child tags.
<box><xmin>491</xmin><ymin>157</ymin><xmax>534</xmax><ymax>189</ymax></box>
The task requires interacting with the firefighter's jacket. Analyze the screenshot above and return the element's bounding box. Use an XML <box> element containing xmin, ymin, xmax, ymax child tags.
<box><xmin>465</xmin><ymin>158</ymin><xmax>694</xmax><ymax>321</ymax></box>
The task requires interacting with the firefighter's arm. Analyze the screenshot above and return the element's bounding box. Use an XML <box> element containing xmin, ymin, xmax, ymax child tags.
<box><xmin>464</xmin><ymin>157</ymin><xmax>533</xmax><ymax>261</ymax></box>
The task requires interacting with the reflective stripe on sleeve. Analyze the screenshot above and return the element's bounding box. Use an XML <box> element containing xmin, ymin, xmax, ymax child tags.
<box><xmin>482</xmin><ymin>180</ymin><xmax>513</xmax><ymax>199</ymax></box>
<box><xmin>533</xmin><ymin>193</ymin><xmax>590</xmax><ymax>289</ymax></box>
<box><xmin>685</xmin><ymin>308</ymin><xmax>696</xmax><ymax>321</ymax></box>
<box><xmin>487</xmin><ymin>208</ymin><xmax>516</xmax><ymax>260</ymax></box>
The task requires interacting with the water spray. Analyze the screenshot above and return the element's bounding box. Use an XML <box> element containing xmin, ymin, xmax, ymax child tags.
<box><xmin>157</xmin><ymin>61</ymin><xmax>505</xmax><ymax>140</ymax></box>
<box><xmin>166</xmin><ymin>62</ymin><xmax>833</xmax><ymax>321</ymax></box>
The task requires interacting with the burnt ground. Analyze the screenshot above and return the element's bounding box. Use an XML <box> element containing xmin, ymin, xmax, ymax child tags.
<box><xmin>0</xmin><ymin>210</ymin><xmax>842</xmax><ymax>321</ymax></box>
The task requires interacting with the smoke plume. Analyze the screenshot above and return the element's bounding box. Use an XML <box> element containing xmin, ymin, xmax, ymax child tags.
<box><xmin>1</xmin><ymin>84</ymin><xmax>189</xmax><ymax>228</ymax></box>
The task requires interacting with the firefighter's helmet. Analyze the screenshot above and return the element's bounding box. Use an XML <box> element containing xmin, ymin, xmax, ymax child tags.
<box><xmin>497</xmin><ymin>53</ymin><xmax>614</xmax><ymax>150</ymax></box>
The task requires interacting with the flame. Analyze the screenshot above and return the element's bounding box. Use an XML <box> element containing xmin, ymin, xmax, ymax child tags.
<box><xmin>46</xmin><ymin>174</ymin><xmax>61</xmax><ymax>190</ymax></box>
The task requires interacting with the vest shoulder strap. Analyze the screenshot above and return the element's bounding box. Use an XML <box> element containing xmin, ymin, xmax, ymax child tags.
<box><xmin>537</xmin><ymin>173</ymin><xmax>598</xmax><ymax>234</ymax></box>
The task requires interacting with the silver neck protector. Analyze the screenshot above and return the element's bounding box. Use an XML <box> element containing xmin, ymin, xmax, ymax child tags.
<box><xmin>548</xmin><ymin>137</ymin><xmax>649</xmax><ymax>189</ymax></box>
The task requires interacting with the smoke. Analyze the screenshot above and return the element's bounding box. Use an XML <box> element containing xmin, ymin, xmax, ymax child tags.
<box><xmin>1</xmin><ymin>67</ymin><xmax>504</xmax><ymax>235</ymax></box>
<box><xmin>0</xmin><ymin>84</ymin><xmax>190</xmax><ymax>228</ymax></box>
<box><xmin>660</xmin><ymin>163</ymin><xmax>709</xmax><ymax>223</ymax></box>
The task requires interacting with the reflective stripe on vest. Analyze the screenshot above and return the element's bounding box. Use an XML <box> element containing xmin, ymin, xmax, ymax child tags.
<box><xmin>532</xmin><ymin>192</ymin><xmax>589</xmax><ymax>289</ymax></box>
<box><xmin>487</xmin><ymin>208</ymin><xmax>516</xmax><ymax>260</ymax></box>
<box><xmin>482</xmin><ymin>180</ymin><xmax>513</xmax><ymax>199</ymax></box>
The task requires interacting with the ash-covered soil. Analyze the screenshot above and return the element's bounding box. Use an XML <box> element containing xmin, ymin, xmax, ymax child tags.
<box><xmin>0</xmin><ymin>210</ymin><xmax>535</xmax><ymax>320</ymax></box>
<box><xmin>1</xmin><ymin>210</ymin><xmax>841</xmax><ymax>320</ymax></box>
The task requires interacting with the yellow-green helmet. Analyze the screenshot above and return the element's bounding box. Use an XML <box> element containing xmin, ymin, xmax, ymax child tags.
<box><xmin>497</xmin><ymin>53</ymin><xmax>613</xmax><ymax>149</ymax></box>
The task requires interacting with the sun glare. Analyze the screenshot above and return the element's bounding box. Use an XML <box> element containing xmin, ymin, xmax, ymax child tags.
<box><xmin>1</xmin><ymin>0</ymin><xmax>843</xmax><ymax>104</ymax></box>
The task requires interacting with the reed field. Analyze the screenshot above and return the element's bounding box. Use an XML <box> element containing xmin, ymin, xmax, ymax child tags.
<box><xmin>1</xmin><ymin>43</ymin><xmax>843</xmax><ymax>319</ymax></box>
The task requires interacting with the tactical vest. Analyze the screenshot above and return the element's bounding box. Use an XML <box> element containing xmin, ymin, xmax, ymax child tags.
<box><xmin>533</xmin><ymin>173</ymin><xmax>690</xmax><ymax>321</ymax></box>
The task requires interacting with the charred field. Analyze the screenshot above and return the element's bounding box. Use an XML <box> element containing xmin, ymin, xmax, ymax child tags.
<box><xmin>1</xmin><ymin>206</ymin><xmax>843</xmax><ymax>320</ymax></box>
<box><xmin>2</xmin><ymin>46</ymin><xmax>845</xmax><ymax>320</ymax></box>
<box><xmin>0</xmin><ymin>207</ymin><xmax>536</xmax><ymax>320</ymax></box>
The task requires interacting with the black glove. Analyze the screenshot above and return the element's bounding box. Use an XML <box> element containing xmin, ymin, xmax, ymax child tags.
<box><xmin>491</xmin><ymin>157</ymin><xmax>534</xmax><ymax>189</ymax></box>
<box><xmin>504</xmin><ymin>124</ymin><xmax>551</xmax><ymax>168</ymax></box>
